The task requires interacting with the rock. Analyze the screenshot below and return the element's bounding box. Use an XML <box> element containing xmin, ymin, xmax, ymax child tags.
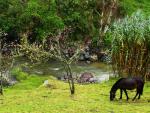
<box><xmin>86</xmin><ymin>60</ymin><xmax>91</xmax><ymax>64</ymax></box>
<box><xmin>88</xmin><ymin>77</ymin><xmax>97</xmax><ymax>83</ymax></box>
<box><xmin>79</xmin><ymin>46</ymin><xmax>91</xmax><ymax>61</ymax></box>
<box><xmin>49</xmin><ymin>67</ymin><xmax>61</xmax><ymax>71</ymax></box>
<box><xmin>96</xmin><ymin>74</ymin><xmax>110</xmax><ymax>83</ymax></box>
<box><xmin>57</xmin><ymin>72</ymin><xmax>78</xmax><ymax>81</ymax></box>
<box><xmin>0</xmin><ymin>78</ymin><xmax>17</xmax><ymax>86</ymax></box>
<box><xmin>78</xmin><ymin>46</ymin><xmax>99</xmax><ymax>62</ymax></box>
<box><xmin>58</xmin><ymin>75</ymin><xmax>68</xmax><ymax>81</ymax></box>
<box><xmin>34</xmin><ymin>70</ymin><xmax>43</xmax><ymax>75</ymax></box>
<box><xmin>42</xmin><ymin>80</ymin><xmax>57</xmax><ymax>89</ymax></box>
<box><xmin>0</xmin><ymin>79</ymin><xmax>10</xmax><ymax>86</ymax></box>
<box><xmin>79</xmin><ymin>54</ymin><xmax>85</xmax><ymax>61</ymax></box>
<box><xmin>52</xmin><ymin>68</ymin><xmax>60</xmax><ymax>71</ymax></box>
<box><xmin>78</xmin><ymin>73</ymin><xmax>110</xmax><ymax>84</ymax></box>
<box><xmin>0</xmin><ymin>71</ymin><xmax>17</xmax><ymax>86</ymax></box>
<box><xmin>43</xmin><ymin>80</ymin><xmax>51</xmax><ymax>87</ymax></box>
<box><xmin>84</xmin><ymin>52</ymin><xmax>90</xmax><ymax>60</ymax></box>
<box><xmin>8</xmin><ymin>80</ymin><xmax>18</xmax><ymax>86</ymax></box>
<box><xmin>78</xmin><ymin>72</ymin><xmax>94</xmax><ymax>83</ymax></box>
<box><xmin>90</xmin><ymin>54</ymin><xmax>98</xmax><ymax>62</ymax></box>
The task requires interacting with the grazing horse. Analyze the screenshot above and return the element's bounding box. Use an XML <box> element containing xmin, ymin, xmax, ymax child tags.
<box><xmin>110</xmin><ymin>77</ymin><xmax>144</xmax><ymax>101</ymax></box>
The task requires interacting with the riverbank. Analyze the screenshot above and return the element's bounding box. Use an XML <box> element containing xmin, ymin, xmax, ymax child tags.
<box><xmin>0</xmin><ymin>75</ymin><xmax>150</xmax><ymax>113</ymax></box>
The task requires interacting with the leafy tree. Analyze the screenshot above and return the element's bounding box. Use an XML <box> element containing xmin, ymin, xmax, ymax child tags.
<box><xmin>0</xmin><ymin>0</ymin><xmax>64</xmax><ymax>42</ymax></box>
<box><xmin>56</xmin><ymin>0</ymin><xmax>118</xmax><ymax>45</ymax></box>
<box><xmin>1</xmin><ymin>0</ymin><xmax>119</xmax><ymax>46</ymax></box>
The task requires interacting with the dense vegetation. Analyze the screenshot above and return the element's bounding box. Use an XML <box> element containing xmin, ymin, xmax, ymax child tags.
<box><xmin>107</xmin><ymin>11</ymin><xmax>150</xmax><ymax>80</ymax></box>
<box><xmin>1</xmin><ymin>0</ymin><xmax>149</xmax><ymax>42</ymax></box>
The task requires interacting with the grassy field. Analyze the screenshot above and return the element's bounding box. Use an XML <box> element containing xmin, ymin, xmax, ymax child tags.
<box><xmin>0</xmin><ymin>75</ymin><xmax>150</xmax><ymax>113</ymax></box>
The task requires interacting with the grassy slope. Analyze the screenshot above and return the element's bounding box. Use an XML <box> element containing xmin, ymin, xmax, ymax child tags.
<box><xmin>0</xmin><ymin>75</ymin><xmax>150</xmax><ymax>113</ymax></box>
<box><xmin>120</xmin><ymin>0</ymin><xmax>150</xmax><ymax>15</ymax></box>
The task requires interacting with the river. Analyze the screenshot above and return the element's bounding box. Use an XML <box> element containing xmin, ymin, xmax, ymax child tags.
<box><xmin>14</xmin><ymin>57</ymin><xmax>113</xmax><ymax>82</ymax></box>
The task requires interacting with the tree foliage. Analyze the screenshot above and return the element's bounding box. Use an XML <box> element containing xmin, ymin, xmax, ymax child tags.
<box><xmin>0</xmin><ymin>0</ymin><xmax>64</xmax><ymax>41</ymax></box>
<box><xmin>0</xmin><ymin>0</ymin><xmax>119</xmax><ymax>45</ymax></box>
<box><xmin>56</xmin><ymin>0</ymin><xmax>118</xmax><ymax>43</ymax></box>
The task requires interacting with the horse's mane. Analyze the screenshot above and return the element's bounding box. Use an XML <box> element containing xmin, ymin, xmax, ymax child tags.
<box><xmin>110</xmin><ymin>78</ymin><xmax>125</xmax><ymax>92</ymax></box>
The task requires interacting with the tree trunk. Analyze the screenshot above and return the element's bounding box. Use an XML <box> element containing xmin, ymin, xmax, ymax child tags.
<box><xmin>67</xmin><ymin>64</ymin><xmax>75</xmax><ymax>95</ymax></box>
<box><xmin>64</xmin><ymin>63</ymin><xmax>75</xmax><ymax>95</ymax></box>
<box><xmin>0</xmin><ymin>73</ymin><xmax>3</xmax><ymax>95</ymax></box>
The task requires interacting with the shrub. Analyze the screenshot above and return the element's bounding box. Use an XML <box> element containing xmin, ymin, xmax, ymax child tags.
<box><xmin>11</xmin><ymin>67</ymin><xmax>28</xmax><ymax>81</ymax></box>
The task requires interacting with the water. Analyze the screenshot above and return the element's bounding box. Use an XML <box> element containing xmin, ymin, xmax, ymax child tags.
<box><xmin>14</xmin><ymin>57</ymin><xmax>113</xmax><ymax>82</ymax></box>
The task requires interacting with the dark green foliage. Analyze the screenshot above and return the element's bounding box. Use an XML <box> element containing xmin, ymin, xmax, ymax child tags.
<box><xmin>0</xmin><ymin>0</ymin><xmax>64</xmax><ymax>41</ymax></box>
<box><xmin>0</xmin><ymin>0</ymin><xmax>102</xmax><ymax>42</ymax></box>
<box><xmin>56</xmin><ymin>0</ymin><xmax>100</xmax><ymax>41</ymax></box>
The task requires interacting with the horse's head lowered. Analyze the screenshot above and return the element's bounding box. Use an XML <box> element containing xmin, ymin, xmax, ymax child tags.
<box><xmin>110</xmin><ymin>91</ymin><xmax>116</xmax><ymax>101</ymax></box>
<box><xmin>109</xmin><ymin>77</ymin><xmax>144</xmax><ymax>101</ymax></box>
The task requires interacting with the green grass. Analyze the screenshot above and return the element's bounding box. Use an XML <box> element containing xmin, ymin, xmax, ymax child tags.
<box><xmin>0</xmin><ymin>75</ymin><xmax>150</xmax><ymax>113</ymax></box>
<box><xmin>120</xmin><ymin>0</ymin><xmax>150</xmax><ymax>16</ymax></box>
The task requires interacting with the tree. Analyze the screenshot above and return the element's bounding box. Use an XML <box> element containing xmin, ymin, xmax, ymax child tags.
<box><xmin>56</xmin><ymin>0</ymin><xmax>119</xmax><ymax>45</ymax></box>
<box><xmin>18</xmin><ymin>27</ymin><xmax>81</xmax><ymax>95</ymax></box>
<box><xmin>1</xmin><ymin>0</ymin><xmax>120</xmax><ymax>47</ymax></box>
<box><xmin>0</xmin><ymin>0</ymin><xmax>64</xmax><ymax>42</ymax></box>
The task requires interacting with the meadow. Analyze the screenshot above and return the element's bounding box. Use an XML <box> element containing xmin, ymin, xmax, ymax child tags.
<box><xmin>0</xmin><ymin>75</ymin><xmax>150</xmax><ymax>113</ymax></box>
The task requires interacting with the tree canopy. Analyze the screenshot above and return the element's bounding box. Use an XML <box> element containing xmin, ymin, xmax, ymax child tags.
<box><xmin>0</xmin><ymin>0</ymin><xmax>120</xmax><ymax>43</ymax></box>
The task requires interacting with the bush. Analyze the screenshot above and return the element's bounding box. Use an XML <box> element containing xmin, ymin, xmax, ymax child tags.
<box><xmin>11</xmin><ymin>67</ymin><xmax>28</xmax><ymax>81</ymax></box>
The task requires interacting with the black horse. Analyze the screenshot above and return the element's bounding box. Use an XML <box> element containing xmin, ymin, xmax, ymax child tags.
<box><xmin>110</xmin><ymin>77</ymin><xmax>144</xmax><ymax>101</ymax></box>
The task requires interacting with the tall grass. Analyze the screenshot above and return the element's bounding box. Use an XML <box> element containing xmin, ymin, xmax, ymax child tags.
<box><xmin>108</xmin><ymin>11</ymin><xmax>150</xmax><ymax>80</ymax></box>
